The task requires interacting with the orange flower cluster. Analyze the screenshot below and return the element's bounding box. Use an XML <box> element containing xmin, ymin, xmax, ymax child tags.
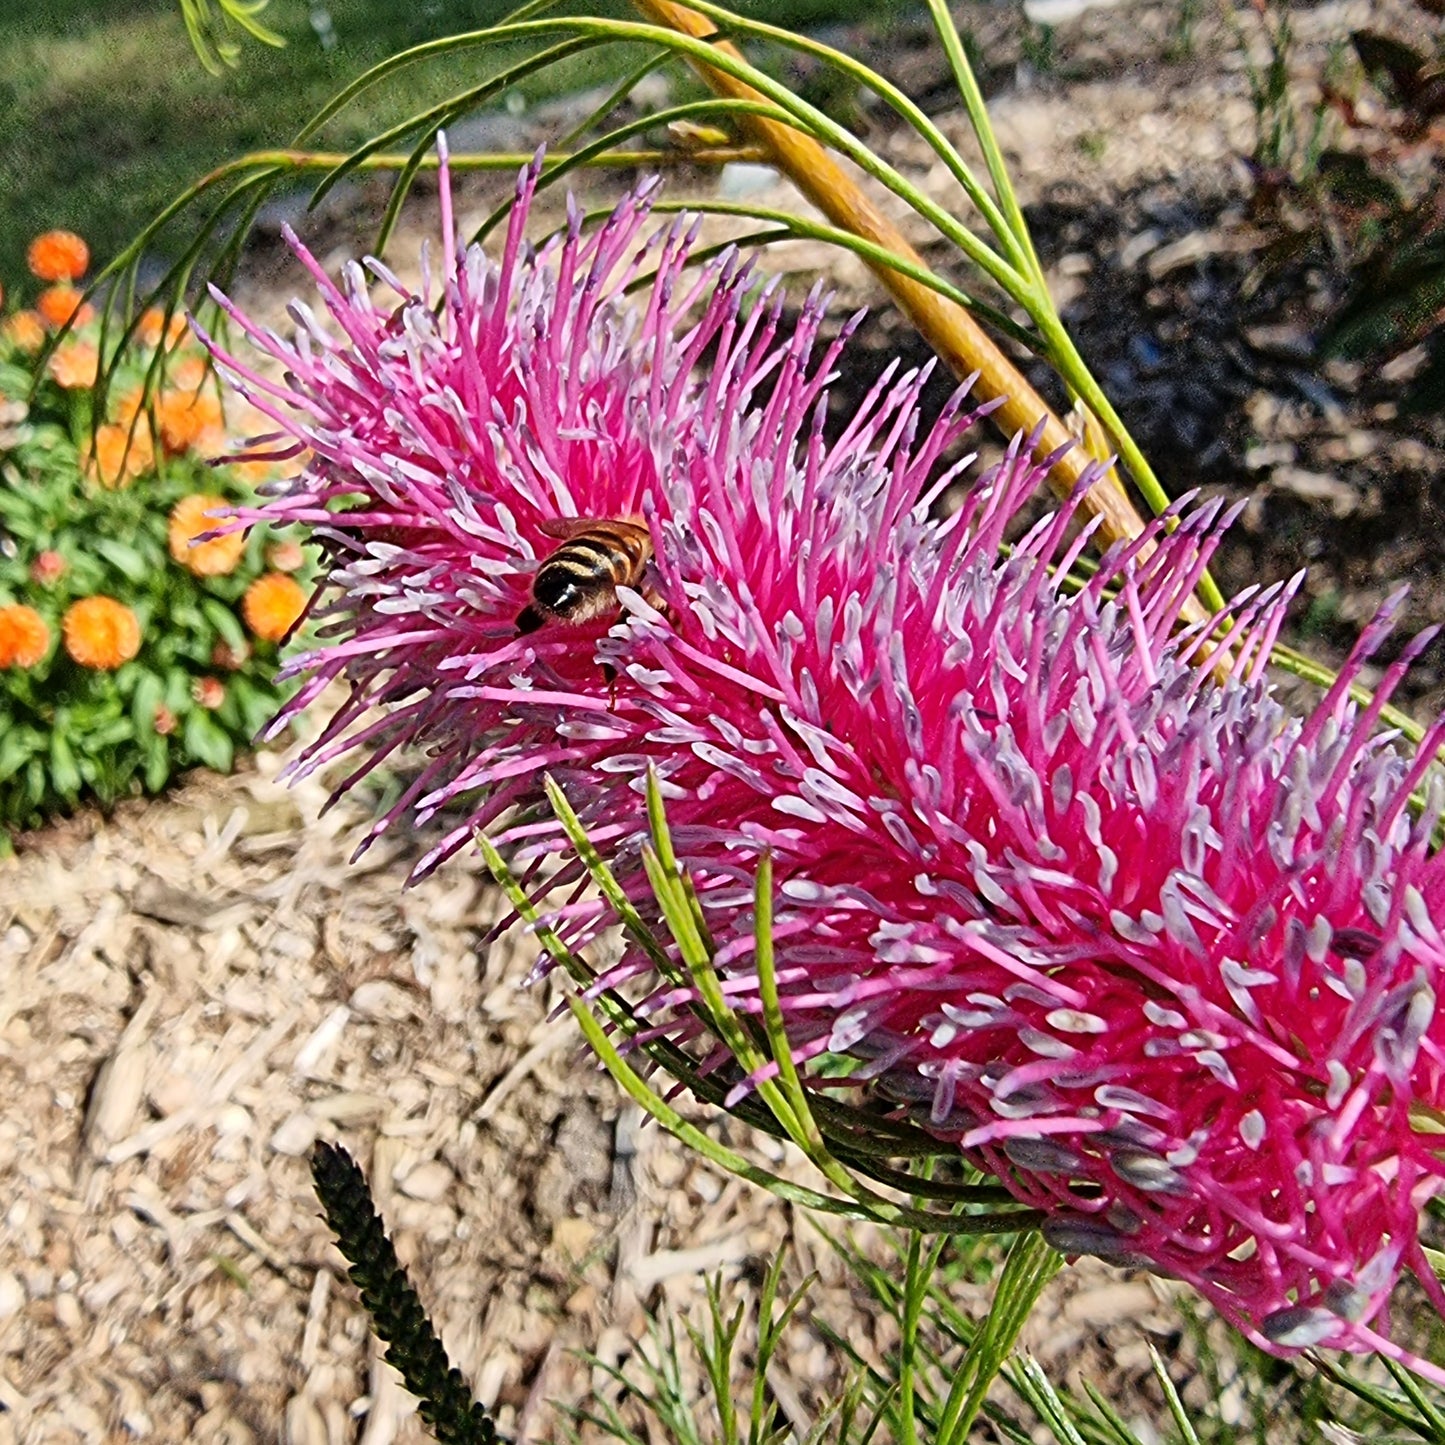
<box><xmin>242</xmin><ymin>574</ymin><xmax>307</xmax><ymax>642</ymax></box>
<box><xmin>158</xmin><ymin>387</ymin><xmax>224</xmax><ymax>456</ymax></box>
<box><xmin>48</xmin><ymin>341</ymin><xmax>99</xmax><ymax>390</ymax></box>
<box><xmin>2</xmin><ymin>311</ymin><xmax>45</xmax><ymax>354</ymax></box>
<box><xmin>37</xmin><ymin>286</ymin><xmax>94</xmax><ymax>331</ymax></box>
<box><xmin>138</xmin><ymin>307</ymin><xmax>189</xmax><ymax>351</ymax></box>
<box><xmin>27</xmin><ymin>230</ymin><xmax>89</xmax><ymax>283</ymax></box>
<box><xmin>112</xmin><ymin>386</ymin><xmax>146</xmax><ymax>430</ymax></box>
<box><xmin>0</xmin><ymin>604</ymin><xmax>51</xmax><ymax>668</ymax></box>
<box><xmin>168</xmin><ymin>495</ymin><xmax>246</xmax><ymax>577</ymax></box>
<box><xmin>62</xmin><ymin>597</ymin><xmax>141</xmax><ymax>670</ymax></box>
<box><xmin>84</xmin><ymin>424</ymin><xmax>154</xmax><ymax>489</ymax></box>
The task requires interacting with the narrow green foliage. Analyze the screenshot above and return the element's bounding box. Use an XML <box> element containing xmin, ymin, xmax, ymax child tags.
<box><xmin>1237</xmin><ymin>1</ymin><xmax>1309</xmax><ymax>177</ymax></box>
<box><xmin>122</xmin><ymin>0</ymin><xmax>1209</xmax><ymax>589</ymax></box>
<box><xmin>593</xmin><ymin>1311</ymin><xmax>711</xmax><ymax>1445</ymax></box>
<box><xmin>933</xmin><ymin>1233</ymin><xmax>1061</xmax><ymax>1445</ymax></box>
<box><xmin>1077</xmin><ymin>1382</ymin><xmax>1149</xmax><ymax>1445</ymax></box>
<box><xmin>484</xmin><ymin>772</ymin><xmax>1038</xmax><ymax>1234</ymax></box>
<box><xmin>177</xmin><ymin>0</ymin><xmax>283</xmax><ymax>74</ymax></box>
<box><xmin>310</xmin><ymin>1141</ymin><xmax>498</xmax><ymax>1445</ymax></box>
<box><xmin>564</xmin><ymin>1251</ymin><xmax>823</xmax><ymax>1445</ymax></box>
<box><xmin>470</xmin><ymin>96</ymin><xmax>798</xmax><ymax>244</ymax></box>
<box><xmin>1006</xmin><ymin>1357</ymin><xmax>1087</xmax><ymax>1445</ymax></box>
<box><xmin>1146</xmin><ymin>1344</ymin><xmax>1201</xmax><ymax>1445</ymax></box>
<box><xmin>1385</xmin><ymin>1357</ymin><xmax>1445</xmax><ymax>1439</ymax></box>
<box><xmin>547</xmin><ymin>1225</ymin><xmax>1445</xmax><ymax>1445</ymax></box>
<box><xmin>897</xmin><ymin>1231</ymin><xmax>948</xmax><ymax>1445</ymax></box>
<box><xmin>618</xmin><ymin>199</ymin><xmax>1037</xmax><ymax>349</ymax></box>
<box><xmin>691</xmin><ymin>1278</ymin><xmax>747</xmax><ymax>1445</ymax></box>
<box><xmin>751</xmin><ymin>1252</ymin><xmax>814</xmax><ymax>1445</ymax></box>
<box><xmin>1307</xmin><ymin>1350</ymin><xmax>1442</xmax><ymax>1436</ymax></box>
<box><xmin>542</xmin><ymin>773</ymin><xmax>680</xmax><ymax>979</ymax></box>
<box><xmin>306</xmin><ymin>36</ymin><xmax>601</xmax><ymax>211</ymax></box>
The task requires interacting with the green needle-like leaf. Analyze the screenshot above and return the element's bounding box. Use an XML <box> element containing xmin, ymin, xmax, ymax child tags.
<box><xmin>471</xmin><ymin>96</ymin><xmax>801</xmax><ymax>244</ymax></box>
<box><xmin>308</xmin><ymin>38</ymin><xmax>598</xmax><ymax>212</ymax></box>
<box><xmin>934</xmin><ymin>1233</ymin><xmax>1061</xmax><ymax>1445</ymax></box>
<box><xmin>1146</xmin><ymin>1343</ymin><xmax>1202</xmax><ymax>1445</ymax></box>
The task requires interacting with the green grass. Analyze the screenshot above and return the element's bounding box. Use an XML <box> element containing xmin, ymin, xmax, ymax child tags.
<box><xmin>0</xmin><ymin>0</ymin><xmax>900</xmax><ymax>290</ymax></box>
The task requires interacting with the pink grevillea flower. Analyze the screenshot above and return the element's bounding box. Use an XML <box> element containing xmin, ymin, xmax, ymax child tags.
<box><xmin>204</xmin><ymin>145</ymin><xmax>1445</xmax><ymax>1378</ymax></box>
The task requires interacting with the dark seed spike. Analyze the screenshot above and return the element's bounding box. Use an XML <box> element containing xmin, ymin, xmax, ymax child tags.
<box><xmin>309</xmin><ymin>1141</ymin><xmax>498</xmax><ymax>1445</ymax></box>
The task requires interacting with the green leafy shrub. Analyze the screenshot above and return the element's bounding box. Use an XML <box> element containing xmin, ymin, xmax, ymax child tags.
<box><xmin>0</xmin><ymin>233</ymin><xmax>315</xmax><ymax>834</ymax></box>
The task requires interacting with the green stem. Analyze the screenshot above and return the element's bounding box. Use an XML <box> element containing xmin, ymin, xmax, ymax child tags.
<box><xmin>924</xmin><ymin>0</ymin><xmax>1047</xmax><ymax>291</ymax></box>
<box><xmin>934</xmin><ymin>1233</ymin><xmax>1061</xmax><ymax>1445</ymax></box>
<box><xmin>660</xmin><ymin>0</ymin><xmax>1032</xmax><ymax>277</ymax></box>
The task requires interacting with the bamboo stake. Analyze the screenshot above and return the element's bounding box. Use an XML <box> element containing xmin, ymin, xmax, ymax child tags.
<box><xmin>629</xmin><ymin>0</ymin><xmax>1159</xmax><ymax>560</ymax></box>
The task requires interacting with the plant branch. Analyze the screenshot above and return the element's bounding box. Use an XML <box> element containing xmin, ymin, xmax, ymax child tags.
<box><xmin>626</xmin><ymin>0</ymin><xmax>1188</xmax><ymax>603</ymax></box>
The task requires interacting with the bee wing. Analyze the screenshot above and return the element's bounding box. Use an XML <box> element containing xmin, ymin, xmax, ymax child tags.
<box><xmin>536</xmin><ymin>514</ymin><xmax>648</xmax><ymax>540</ymax></box>
<box><xmin>537</xmin><ymin>516</ymin><xmax>603</xmax><ymax>540</ymax></box>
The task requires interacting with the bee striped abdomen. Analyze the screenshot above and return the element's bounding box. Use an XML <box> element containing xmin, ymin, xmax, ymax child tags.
<box><xmin>518</xmin><ymin>518</ymin><xmax>653</xmax><ymax>633</ymax></box>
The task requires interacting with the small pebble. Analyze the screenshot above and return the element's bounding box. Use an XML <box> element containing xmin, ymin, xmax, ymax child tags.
<box><xmin>349</xmin><ymin>980</ymin><xmax>415</xmax><ymax>1021</ymax></box>
<box><xmin>0</xmin><ymin>1271</ymin><xmax>24</xmax><ymax>1319</ymax></box>
<box><xmin>398</xmin><ymin>1159</ymin><xmax>453</xmax><ymax>1202</ymax></box>
<box><xmin>269</xmin><ymin>1111</ymin><xmax>318</xmax><ymax>1157</ymax></box>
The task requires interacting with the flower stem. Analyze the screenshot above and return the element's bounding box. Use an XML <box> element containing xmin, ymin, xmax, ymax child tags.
<box><xmin>626</xmin><ymin>0</ymin><xmax>1178</xmax><ymax>591</ymax></box>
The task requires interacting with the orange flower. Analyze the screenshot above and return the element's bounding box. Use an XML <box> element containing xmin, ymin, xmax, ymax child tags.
<box><xmin>62</xmin><ymin>597</ymin><xmax>141</xmax><ymax>670</ymax></box>
<box><xmin>242</xmin><ymin>573</ymin><xmax>307</xmax><ymax>643</ymax></box>
<box><xmin>168</xmin><ymin>494</ymin><xmax>246</xmax><ymax>576</ymax></box>
<box><xmin>3</xmin><ymin>310</ymin><xmax>45</xmax><ymax>354</ymax></box>
<box><xmin>169</xmin><ymin>355</ymin><xmax>208</xmax><ymax>391</ymax></box>
<box><xmin>137</xmin><ymin>307</ymin><xmax>189</xmax><ymax>351</ymax></box>
<box><xmin>111</xmin><ymin>385</ymin><xmax>146</xmax><ymax>430</ymax></box>
<box><xmin>48</xmin><ymin>341</ymin><xmax>99</xmax><ymax>389</ymax></box>
<box><xmin>85</xmin><ymin>423</ymin><xmax>154</xmax><ymax>488</ymax></box>
<box><xmin>230</xmin><ymin>457</ymin><xmax>280</xmax><ymax>484</ymax></box>
<box><xmin>157</xmin><ymin>385</ymin><xmax>223</xmax><ymax>455</ymax></box>
<box><xmin>0</xmin><ymin>604</ymin><xmax>51</xmax><ymax>668</ymax></box>
<box><xmin>27</xmin><ymin>231</ymin><xmax>89</xmax><ymax>283</ymax></box>
<box><xmin>37</xmin><ymin>285</ymin><xmax>94</xmax><ymax>330</ymax></box>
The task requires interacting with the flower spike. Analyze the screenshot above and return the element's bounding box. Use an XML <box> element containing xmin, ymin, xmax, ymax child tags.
<box><xmin>206</xmin><ymin>147</ymin><xmax>1445</xmax><ymax>1380</ymax></box>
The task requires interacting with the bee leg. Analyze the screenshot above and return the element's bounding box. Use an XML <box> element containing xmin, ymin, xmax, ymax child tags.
<box><xmin>516</xmin><ymin>605</ymin><xmax>545</xmax><ymax>634</ymax></box>
<box><xmin>641</xmin><ymin>585</ymin><xmax>670</xmax><ymax>620</ymax></box>
<box><xmin>602</xmin><ymin>661</ymin><xmax>619</xmax><ymax>713</ymax></box>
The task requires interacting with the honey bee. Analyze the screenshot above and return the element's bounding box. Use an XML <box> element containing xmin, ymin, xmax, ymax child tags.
<box><xmin>517</xmin><ymin>516</ymin><xmax>655</xmax><ymax>634</ymax></box>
